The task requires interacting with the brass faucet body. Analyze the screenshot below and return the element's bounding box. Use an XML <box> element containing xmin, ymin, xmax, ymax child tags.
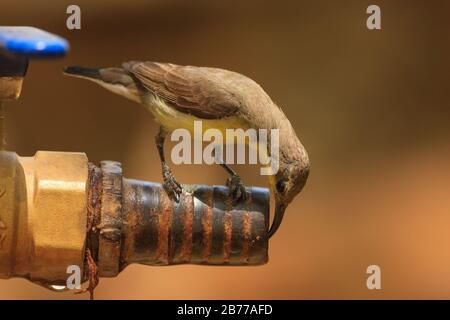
<box><xmin>0</xmin><ymin>151</ymin><xmax>88</xmax><ymax>285</ymax></box>
<box><xmin>0</xmin><ymin>77</ymin><xmax>23</xmax><ymax>101</ymax></box>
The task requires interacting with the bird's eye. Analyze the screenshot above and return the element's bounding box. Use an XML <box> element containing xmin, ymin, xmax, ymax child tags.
<box><xmin>276</xmin><ymin>180</ymin><xmax>286</xmax><ymax>193</ymax></box>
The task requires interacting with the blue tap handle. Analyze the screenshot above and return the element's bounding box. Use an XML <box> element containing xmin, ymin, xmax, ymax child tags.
<box><xmin>0</xmin><ymin>27</ymin><xmax>69</xmax><ymax>77</ymax></box>
<box><xmin>0</xmin><ymin>26</ymin><xmax>69</xmax><ymax>58</ymax></box>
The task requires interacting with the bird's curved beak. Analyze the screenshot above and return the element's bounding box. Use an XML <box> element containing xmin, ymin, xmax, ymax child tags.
<box><xmin>268</xmin><ymin>202</ymin><xmax>287</xmax><ymax>238</ymax></box>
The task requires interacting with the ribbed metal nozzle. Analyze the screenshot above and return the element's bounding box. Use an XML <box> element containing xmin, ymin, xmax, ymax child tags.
<box><xmin>122</xmin><ymin>180</ymin><xmax>269</xmax><ymax>267</ymax></box>
<box><xmin>88</xmin><ymin>161</ymin><xmax>270</xmax><ymax>278</ymax></box>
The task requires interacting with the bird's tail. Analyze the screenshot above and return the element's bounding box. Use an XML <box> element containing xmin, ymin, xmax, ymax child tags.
<box><xmin>63</xmin><ymin>65</ymin><xmax>141</xmax><ymax>103</ymax></box>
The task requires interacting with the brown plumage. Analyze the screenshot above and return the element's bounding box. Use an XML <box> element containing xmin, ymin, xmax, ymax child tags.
<box><xmin>64</xmin><ymin>61</ymin><xmax>310</xmax><ymax>238</ymax></box>
<box><xmin>123</xmin><ymin>61</ymin><xmax>240</xmax><ymax>119</ymax></box>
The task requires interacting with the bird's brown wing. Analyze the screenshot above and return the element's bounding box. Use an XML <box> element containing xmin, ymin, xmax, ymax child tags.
<box><xmin>123</xmin><ymin>61</ymin><xmax>241</xmax><ymax>119</ymax></box>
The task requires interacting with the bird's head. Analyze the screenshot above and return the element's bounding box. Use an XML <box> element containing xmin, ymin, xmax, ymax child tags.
<box><xmin>268</xmin><ymin>149</ymin><xmax>310</xmax><ymax>238</ymax></box>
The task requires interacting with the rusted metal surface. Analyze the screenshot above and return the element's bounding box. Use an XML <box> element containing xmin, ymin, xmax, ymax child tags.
<box><xmin>120</xmin><ymin>179</ymin><xmax>269</xmax><ymax>268</ymax></box>
<box><xmin>97</xmin><ymin>161</ymin><xmax>123</xmax><ymax>277</ymax></box>
<box><xmin>84</xmin><ymin>163</ymin><xmax>102</xmax><ymax>294</ymax></box>
<box><xmin>86</xmin><ymin>163</ymin><xmax>102</xmax><ymax>262</ymax></box>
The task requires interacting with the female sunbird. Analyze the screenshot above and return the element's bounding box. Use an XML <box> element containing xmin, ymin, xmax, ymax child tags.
<box><xmin>64</xmin><ymin>62</ymin><xmax>309</xmax><ymax>238</ymax></box>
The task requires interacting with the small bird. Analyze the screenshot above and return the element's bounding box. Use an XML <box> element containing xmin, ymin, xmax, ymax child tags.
<box><xmin>63</xmin><ymin>62</ymin><xmax>309</xmax><ymax>237</ymax></box>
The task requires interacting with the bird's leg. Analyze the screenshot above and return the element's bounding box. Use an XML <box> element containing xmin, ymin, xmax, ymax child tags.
<box><xmin>155</xmin><ymin>126</ymin><xmax>183</xmax><ymax>202</ymax></box>
<box><xmin>220</xmin><ymin>162</ymin><xmax>248</xmax><ymax>203</ymax></box>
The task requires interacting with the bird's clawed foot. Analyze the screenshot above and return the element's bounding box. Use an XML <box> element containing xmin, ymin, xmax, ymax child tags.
<box><xmin>162</xmin><ymin>164</ymin><xmax>183</xmax><ymax>202</ymax></box>
<box><xmin>226</xmin><ymin>174</ymin><xmax>248</xmax><ymax>204</ymax></box>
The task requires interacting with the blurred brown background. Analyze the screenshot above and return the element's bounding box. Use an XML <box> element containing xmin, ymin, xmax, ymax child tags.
<box><xmin>1</xmin><ymin>0</ymin><xmax>450</xmax><ymax>299</ymax></box>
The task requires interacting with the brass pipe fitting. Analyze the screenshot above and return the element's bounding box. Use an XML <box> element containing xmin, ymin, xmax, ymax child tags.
<box><xmin>0</xmin><ymin>77</ymin><xmax>23</xmax><ymax>101</ymax></box>
<box><xmin>0</xmin><ymin>151</ymin><xmax>88</xmax><ymax>285</ymax></box>
<box><xmin>0</xmin><ymin>102</ymin><xmax>5</xmax><ymax>150</ymax></box>
<box><xmin>0</xmin><ymin>150</ymin><xmax>270</xmax><ymax>289</ymax></box>
<box><xmin>0</xmin><ymin>76</ymin><xmax>24</xmax><ymax>150</ymax></box>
